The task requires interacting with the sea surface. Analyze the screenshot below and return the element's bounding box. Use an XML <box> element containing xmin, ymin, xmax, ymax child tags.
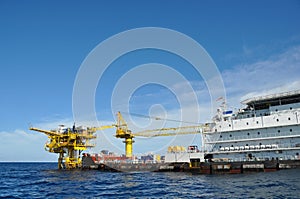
<box><xmin>0</xmin><ymin>162</ymin><xmax>300</xmax><ymax>198</ymax></box>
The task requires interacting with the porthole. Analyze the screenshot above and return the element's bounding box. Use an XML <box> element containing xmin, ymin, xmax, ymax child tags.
<box><xmin>219</xmin><ymin>146</ymin><xmax>221</xmax><ymax>148</ymax></box>
<box><xmin>229</xmin><ymin>124</ymin><xmax>231</xmax><ymax>127</ymax></box>
<box><xmin>275</xmin><ymin>109</ymin><xmax>278</xmax><ymax>112</ymax></box>
<box><xmin>257</xmin><ymin>132</ymin><xmax>260</xmax><ymax>135</ymax></box>
<box><xmin>256</xmin><ymin>121</ymin><xmax>259</xmax><ymax>124</ymax></box>
<box><xmin>276</xmin><ymin>119</ymin><xmax>279</xmax><ymax>122</ymax></box>
<box><xmin>246</xmin><ymin>144</ymin><xmax>249</xmax><ymax>146</ymax></box>
<box><xmin>290</xmin><ymin>107</ymin><xmax>293</xmax><ymax>110</ymax></box>
<box><xmin>220</xmin><ymin>135</ymin><xmax>222</xmax><ymax>138</ymax></box>
<box><xmin>246</xmin><ymin>122</ymin><xmax>249</xmax><ymax>125</ymax></box>
<box><xmin>290</xmin><ymin>129</ymin><xmax>293</xmax><ymax>132</ymax></box>
<box><xmin>247</xmin><ymin>133</ymin><xmax>250</xmax><ymax>136</ymax></box>
<box><xmin>230</xmin><ymin>134</ymin><xmax>232</xmax><ymax>137</ymax></box>
<box><xmin>288</xmin><ymin>117</ymin><xmax>291</xmax><ymax>121</ymax></box>
<box><xmin>296</xmin><ymin>153</ymin><xmax>299</xmax><ymax>156</ymax></box>
<box><xmin>278</xmin><ymin>130</ymin><xmax>280</xmax><ymax>133</ymax></box>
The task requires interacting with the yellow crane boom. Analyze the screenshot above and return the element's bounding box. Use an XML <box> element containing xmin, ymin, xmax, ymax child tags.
<box><xmin>29</xmin><ymin>127</ymin><xmax>61</xmax><ymax>136</ymax></box>
<box><xmin>88</xmin><ymin>125</ymin><xmax>117</xmax><ymax>132</ymax></box>
<box><xmin>133</xmin><ymin>125</ymin><xmax>205</xmax><ymax>137</ymax></box>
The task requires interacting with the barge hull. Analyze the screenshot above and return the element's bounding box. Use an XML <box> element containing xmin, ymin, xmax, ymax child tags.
<box><xmin>82</xmin><ymin>156</ymin><xmax>300</xmax><ymax>173</ymax></box>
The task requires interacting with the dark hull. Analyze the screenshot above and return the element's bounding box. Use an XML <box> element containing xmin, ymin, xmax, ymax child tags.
<box><xmin>82</xmin><ymin>156</ymin><xmax>300</xmax><ymax>173</ymax></box>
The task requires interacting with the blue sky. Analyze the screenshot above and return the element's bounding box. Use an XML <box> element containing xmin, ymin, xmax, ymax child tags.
<box><xmin>1</xmin><ymin>1</ymin><xmax>300</xmax><ymax>161</ymax></box>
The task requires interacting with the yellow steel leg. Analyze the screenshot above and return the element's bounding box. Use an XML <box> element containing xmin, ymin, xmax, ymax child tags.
<box><xmin>58</xmin><ymin>152</ymin><xmax>63</xmax><ymax>169</ymax></box>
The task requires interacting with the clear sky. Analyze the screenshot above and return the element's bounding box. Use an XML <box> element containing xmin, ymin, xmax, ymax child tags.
<box><xmin>1</xmin><ymin>1</ymin><xmax>300</xmax><ymax>161</ymax></box>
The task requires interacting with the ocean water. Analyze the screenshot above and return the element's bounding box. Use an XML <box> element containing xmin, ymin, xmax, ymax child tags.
<box><xmin>0</xmin><ymin>163</ymin><xmax>300</xmax><ymax>198</ymax></box>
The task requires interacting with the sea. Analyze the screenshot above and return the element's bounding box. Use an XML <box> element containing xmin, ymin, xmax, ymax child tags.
<box><xmin>0</xmin><ymin>162</ymin><xmax>299</xmax><ymax>199</ymax></box>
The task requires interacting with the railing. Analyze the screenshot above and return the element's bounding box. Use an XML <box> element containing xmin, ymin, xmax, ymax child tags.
<box><xmin>212</xmin><ymin>143</ymin><xmax>300</xmax><ymax>153</ymax></box>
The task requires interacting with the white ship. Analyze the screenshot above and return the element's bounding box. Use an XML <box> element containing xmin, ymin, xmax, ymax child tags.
<box><xmin>162</xmin><ymin>90</ymin><xmax>300</xmax><ymax>173</ymax></box>
<box><xmin>204</xmin><ymin>90</ymin><xmax>300</xmax><ymax>162</ymax></box>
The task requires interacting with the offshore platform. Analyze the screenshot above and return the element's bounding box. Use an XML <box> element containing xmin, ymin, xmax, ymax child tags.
<box><xmin>29</xmin><ymin>125</ymin><xmax>112</xmax><ymax>169</ymax></box>
<box><xmin>30</xmin><ymin>112</ymin><xmax>202</xmax><ymax>169</ymax></box>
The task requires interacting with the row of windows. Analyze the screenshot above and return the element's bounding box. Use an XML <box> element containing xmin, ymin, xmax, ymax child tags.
<box><xmin>219</xmin><ymin>129</ymin><xmax>293</xmax><ymax>138</ymax></box>
<box><xmin>218</xmin><ymin>143</ymin><xmax>300</xmax><ymax>149</ymax></box>
<box><xmin>218</xmin><ymin>144</ymin><xmax>300</xmax><ymax>157</ymax></box>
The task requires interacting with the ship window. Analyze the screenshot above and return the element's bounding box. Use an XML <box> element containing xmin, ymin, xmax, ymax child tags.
<box><xmin>290</xmin><ymin>107</ymin><xmax>293</xmax><ymax>110</ymax></box>
<box><xmin>278</xmin><ymin>130</ymin><xmax>280</xmax><ymax>133</ymax></box>
<box><xmin>275</xmin><ymin>109</ymin><xmax>278</xmax><ymax>112</ymax></box>
<box><xmin>231</xmin><ymin>145</ymin><xmax>233</xmax><ymax>147</ymax></box>
<box><xmin>276</xmin><ymin>119</ymin><xmax>279</xmax><ymax>122</ymax></box>
<box><xmin>260</xmin><ymin>113</ymin><xmax>262</xmax><ymax>116</ymax></box>
<box><xmin>247</xmin><ymin>115</ymin><xmax>249</xmax><ymax>118</ymax></box>
<box><xmin>220</xmin><ymin>135</ymin><xmax>222</xmax><ymax>138</ymax></box>
<box><xmin>290</xmin><ymin>129</ymin><xmax>293</xmax><ymax>132</ymax></box>
<box><xmin>229</xmin><ymin>124</ymin><xmax>231</xmax><ymax>127</ymax></box>
<box><xmin>230</xmin><ymin>134</ymin><xmax>232</xmax><ymax>137</ymax></box>
<box><xmin>246</xmin><ymin>122</ymin><xmax>249</xmax><ymax>125</ymax></box>
<box><xmin>248</xmin><ymin>154</ymin><xmax>252</xmax><ymax>159</ymax></box>
<box><xmin>252</xmin><ymin>114</ymin><xmax>255</xmax><ymax>117</ymax></box>
<box><xmin>288</xmin><ymin>117</ymin><xmax>291</xmax><ymax>121</ymax></box>
<box><xmin>256</xmin><ymin>121</ymin><xmax>259</xmax><ymax>124</ymax></box>
<box><xmin>246</xmin><ymin>144</ymin><xmax>249</xmax><ymax>146</ymax></box>
<box><xmin>257</xmin><ymin>132</ymin><xmax>260</xmax><ymax>135</ymax></box>
<box><xmin>219</xmin><ymin>146</ymin><xmax>221</xmax><ymax>148</ymax></box>
<box><xmin>247</xmin><ymin>133</ymin><xmax>250</xmax><ymax>136</ymax></box>
<box><xmin>259</xmin><ymin>143</ymin><xmax>262</xmax><ymax>145</ymax></box>
<box><xmin>296</xmin><ymin>153</ymin><xmax>299</xmax><ymax>156</ymax></box>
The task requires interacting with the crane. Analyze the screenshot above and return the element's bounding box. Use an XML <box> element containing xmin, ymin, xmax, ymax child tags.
<box><xmin>114</xmin><ymin>111</ymin><xmax>135</xmax><ymax>158</ymax></box>
<box><xmin>113</xmin><ymin>112</ymin><xmax>210</xmax><ymax>158</ymax></box>
<box><xmin>29</xmin><ymin>124</ymin><xmax>115</xmax><ymax>169</ymax></box>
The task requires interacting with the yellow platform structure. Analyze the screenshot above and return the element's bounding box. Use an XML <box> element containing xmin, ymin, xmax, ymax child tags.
<box><xmin>29</xmin><ymin>125</ymin><xmax>112</xmax><ymax>169</ymax></box>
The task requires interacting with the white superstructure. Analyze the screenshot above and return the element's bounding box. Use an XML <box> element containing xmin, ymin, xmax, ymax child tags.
<box><xmin>204</xmin><ymin>90</ymin><xmax>300</xmax><ymax>162</ymax></box>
